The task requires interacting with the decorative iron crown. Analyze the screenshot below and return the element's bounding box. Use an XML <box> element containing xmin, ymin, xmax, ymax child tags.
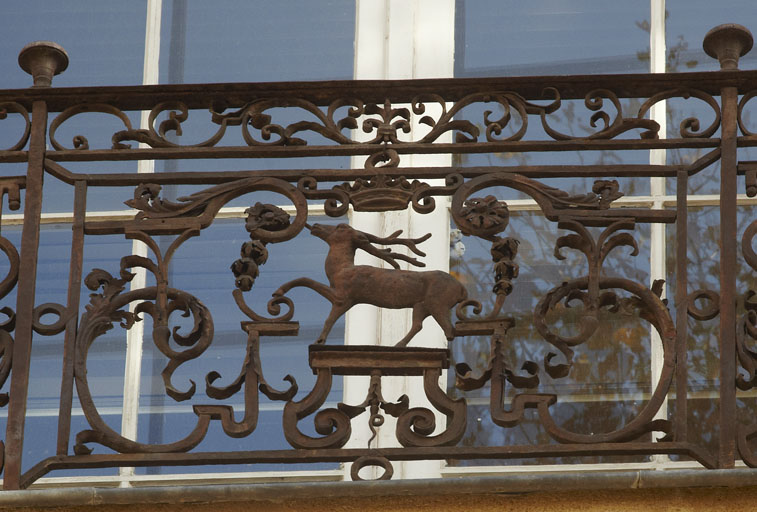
<box><xmin>335</xmin><ymin>175</ymin><xmax>429</xmax><ymax>212</ymax></box>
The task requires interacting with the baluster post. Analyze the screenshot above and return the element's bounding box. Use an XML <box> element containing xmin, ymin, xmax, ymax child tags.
<box><xmin>3</xmin><ymin>42</ymin><xmax>67</xmax><ymax>490</ymax></box>
<box><xmin>703</xmin><ymin>24</ymin><xmax>753</xmax><ymax>468</ymax></box>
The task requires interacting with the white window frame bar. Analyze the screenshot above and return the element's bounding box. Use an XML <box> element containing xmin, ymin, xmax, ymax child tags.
<box><xmin>649</xmin><ymin>0</ymin><xmax>669</xmax><ymax>465</ymax></box>
<box><xmin>346</xmin><ymin>0</ymin><xmax>455</xmax><ymax>481</ymax></box>
<box><xmin>118</xmin><ymin>0</ymin><xmax>162</xmax><ymax>486</ymax></box>
<box><xmin>7</xmin><ymin>194</ymin><xmax>755</xmax><ymax>230</ymax></box>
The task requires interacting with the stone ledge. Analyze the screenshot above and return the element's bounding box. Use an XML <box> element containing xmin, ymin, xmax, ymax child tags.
<box><xmin>2</xmin><ymin>469</ymin><xmax>757</xmax><ymax>510</ymax></box>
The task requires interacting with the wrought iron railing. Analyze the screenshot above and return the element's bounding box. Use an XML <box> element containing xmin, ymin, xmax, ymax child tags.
<box><xmin>2</xmin><ymin>25</ymin><xmax>757</xmax><ymax>489</ymax></box>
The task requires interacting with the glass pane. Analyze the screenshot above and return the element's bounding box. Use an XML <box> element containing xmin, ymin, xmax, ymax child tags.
<box><xmin>454</xmin><ymin>4</ymin><xmax>655</xmax><ymax>197</ymax></box>
<box><xmin>455</xmin><ymin>0</ymin><xmax>649</xmax><ymax>77</ymax></box>
<box><xmin>2</xmin><ymin>226</ymin><xmax>132</xmax><ymax>475</ymax></box>
<box><xmin>159</xmin><ymin>0</ymin><xmax>355</xmax><ymax>84</ymax></box>
<box><xmin>454</xmin><ymin>2</ymin><xmax>655</xmax><ymax>197</ymax></box>
<box><xmin>0</xmin><ymin>1</ymin><xmax>145</xmax><ymax>213</ymax></box>
<box><xmin>666</xmin><ymin>0</ymin><xmax>757</xmax><ymax>73</ymax></box>
<box><xmin>23</xmin><ymin>224</ymin><xmax>74</xmax><ymax>472</ymax></box>
<box><xmin>0</xmin><ymin>1</ymin><xmax>146</xmax><ymax>88</ymax></box>
<box><xmin>666</xmin><ymin>0</ymin><xmax>757</xmax><ymax>194</ymax></box>
<box><xmin>666</xmin><ymin>206</ymin><xmax>756</xmax><ymax>461</ymax></box>
<box><xmin>135</xmin><ymin>217</ymin><xmax>343</xmax><ymax>473</ymax></box>
<box><xmin>449</xmin><ymin>210</ymin><xmax>654</xmax><ymax>465</ymax></box>
<box><xmin>155</xmin><ymin>0</ymin><xmax>355</xmax><ymax>194</ymax></box>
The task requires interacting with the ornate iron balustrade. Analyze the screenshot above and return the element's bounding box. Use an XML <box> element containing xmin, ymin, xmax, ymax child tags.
<box><xmin>2</xmin><ymin>25</ymin><xmax>757</xmax><ymax>489</ymax></box>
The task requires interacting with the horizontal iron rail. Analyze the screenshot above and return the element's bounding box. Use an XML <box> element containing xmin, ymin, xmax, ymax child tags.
<box><xmin>20</xmin><ymin>442</ymin><xmax>715</xmax><ymax>489</ymax></box>
<box><xmin>43</xmin><ymin>161</ymin><xmax>685</xmax><ymax>186</ymax></box>
<box><xmin>37</xmin><ymin>139</ymin><xmax>723</xmax><ymax>163</ymax></box>
<box><xmin>0</xmin><ymin>69</ymin><xmax>755</xmax><ymax>111</ymax></box>
<box><xmin>1</xmin><ymin>140</ymin><xmax>737</xmax><ymax>166</ymax></box>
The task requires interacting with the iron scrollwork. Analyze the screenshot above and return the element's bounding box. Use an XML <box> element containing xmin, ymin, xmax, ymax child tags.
<box><xmin>74</xmin><ymin>178</ymin><xmax>308</xmax><ymax>455</ymax></box>
<box><xmin>529</xmin><ymin>219</ymin><xmax>674</xmax><ymax>443</ymax></box>
<box><xmin>54</xmin><ymin>148</ymin><xmax>695</xmax><ymax>478</ymax></box>
<box><xmin>736</xmin><ymin>217</ymin><xmax>757</xmax><ymax>465</ymax></box>
<box><xmin>74</xmin><ymin>254</ymin><xmax>215</xmax><ymax>454</ymax></box>
<box><xmin>41</xmin><ymin>87</ymin><xmax>729</xmax><ymax>153</ymax></box>
<box><xmin>450</xmin><ymin>175</ymin><xmax>675</xmax><ymax>447</ymax></box>
<box><xmin>0</xmin><ymin>103</ymin><xmax>31</xmax><ymax>151</ymax></box>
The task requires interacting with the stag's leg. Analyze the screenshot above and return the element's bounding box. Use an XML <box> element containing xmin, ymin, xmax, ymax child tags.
<box><xmin>395</xmin><ymin>304</ymin><xmax>428</xmax><ymax>347</ymax></box>
<box><xmin>316</xmin><ymin>303</ymin><xmax>350</xmax><ymax>344</ymax></box>
<box><xmin>274</xmin><ymin>278</ymin><xmax>336</xmax><ymax>302</ymax></box>
<box><xmin>430</xmin><ymin>308</ymin><xmax>456</xmax><ymax>341</ymax></box>
<box><xmin>426</xmin><ymin>281</ymin><xmax>464</xmax><ymax>341</ymax></box>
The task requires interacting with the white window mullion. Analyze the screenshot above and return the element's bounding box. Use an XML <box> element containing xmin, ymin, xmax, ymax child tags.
<box><xmin>120</xmin><ymin>0</ymin><xmax>162</xmax><ymax>487</ymax></box>
<box><xmin>397</xmin><ymin>0</ymin><xmax>455</xmax><ymax>481</ymax></box>
<box><xmin>343</xmin><ymin>1</ymin><xmax>390</xmax><ymax>482</ymax></box>
<box><xmin>347</xmin><ymin>0</ymin><xmax>455</xmax><ymax>481</ymax></box>
<box><xmin>649</xmin><ymin>0</ymin><xmax>668</xmax><ymax>464</ymax></box>
<box><xmin>369</xmin><ymin>1</ymin><xmax>417</xmax><ymax>481</ymax></box>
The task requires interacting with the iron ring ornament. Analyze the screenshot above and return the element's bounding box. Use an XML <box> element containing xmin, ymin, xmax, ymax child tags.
<box><xmin>350</xmin><ymin>456</ymin><xmax>394</xmax><ymax>481</ymax></box>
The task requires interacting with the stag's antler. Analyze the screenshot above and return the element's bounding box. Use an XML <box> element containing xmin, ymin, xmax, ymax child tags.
<box><xmin>358</xmin><ymin>229</ymin><xmax>432</xmax><ymax>269</ymax></box>
<box><xmin>365</xmin><ymin>229</ymin><xmax>430</xmax><ymax>255</ymax></box>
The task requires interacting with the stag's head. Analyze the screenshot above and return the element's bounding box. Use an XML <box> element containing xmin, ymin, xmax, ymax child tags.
<box><xmin>306</xmin><ymin>222</ymin><xmax>332</xmax><ymax>241</ymax></box>
<box><xmin>307</xmin><ymin>223</ymin><xmax>370</xmax><ymax>248</ymax></box>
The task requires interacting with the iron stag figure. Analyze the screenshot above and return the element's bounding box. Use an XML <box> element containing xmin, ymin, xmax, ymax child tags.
<box><xmin>273</xmin><ymin>223</ymin><xmax>467</xmax><ymax>346</ymax></box>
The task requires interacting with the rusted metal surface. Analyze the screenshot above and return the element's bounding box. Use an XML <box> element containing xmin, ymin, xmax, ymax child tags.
<box><xmin>2</xmin><ymin>26</ymin><xmax>757</xmax><ymax>489</ymax></box>
<box><xmin>3</xmin><ymin>68</ymin><xmax>757</xmax><ymax>111</ymax></box>
<box><xmin>4</xmin><ymin>99</ymin><xmax>48</xmax><ymax>490</ymax></box>
<box><xmin>56</xmin><ymin>180</ymin><xmax>87</xmax><ymax>456</ymax></box>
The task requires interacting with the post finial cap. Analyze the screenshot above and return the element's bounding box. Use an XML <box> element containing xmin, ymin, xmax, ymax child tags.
<box><xmin>18</xmin><ymin>41</ymin><xmax>69</xmax><ymax>87</ymax></box>
<box><xmin>703</xmin><ymin>24</ymin><xmax>753</xmax><ymax>70</ymax></box>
